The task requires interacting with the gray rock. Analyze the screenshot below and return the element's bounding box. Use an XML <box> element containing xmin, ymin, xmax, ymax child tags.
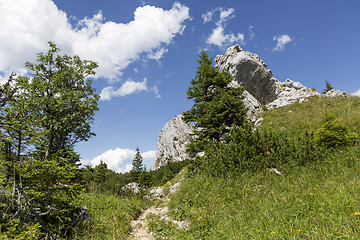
<box><xmin>148</xmin><ymin>187</ymin><xmax>165</xmax><ymax>199</ymax></box>
<box><xmin>266</xmin><ymin>79</ymin><xmax>320</xmax><ymax>109</ymax></box>
<box><xmin>121</xmin><ymin>182</ymin><xmax>140</xmax><ymax>194</ymax></box>
<box><xmin>242</xmin><ymin>90</ymin><xmax>263</xmax><ymax>120</ymax></box>
<box><xmin>151</xmin><ymin>115</ymin><xmax>194</xmax><ymax>170</ymax></box>
<box><xmin>215</xmin><ymin>44</ymin><xmax>279</xmax><ymax>104</ymax></box>
<box><xmin>325</xmin><ymin>89</ymin><xmax>350</xmax><ymax>98</ymax></box>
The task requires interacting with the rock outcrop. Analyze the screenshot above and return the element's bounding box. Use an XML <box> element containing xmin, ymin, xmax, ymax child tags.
<box><xmin>215</xmin><ymin>44</ymin><xmax>278</xmax><ymax>104</ymax></box>
<box><xmin>152</xmin><ymin>44</ymin><xmax>348</xmax><ymax>170</ymax></box>
<box><xmin>151</xmin><ymin>115</ymin><xmax>194</xmax><ymax>170</ymax></box>
<box><xmin>266</xmin><ymin>79</ymin><xmax>320</xmax><ymax>109</ymax></box>
<box><xmin>215</xmin><ymin>45</ymin><xmax>320</xmax><ymax>108</ymax></box>
<box><xmin>325</xmin><ymin>89</ymin><xmax>350</xmax><ymax>98</ymax></box>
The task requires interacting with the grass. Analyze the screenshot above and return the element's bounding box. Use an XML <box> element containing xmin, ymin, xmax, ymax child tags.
<box><xmin>146</xmin><ymin>95</ymin><xmax>360</xmax><ymax>239</ymax></box>
<box><xmin>72</xmin><ymin>96</ymin><xmax>360</xmax><ymax>239</ymax></box>
<box><xmin>259</xmin><ymin>96</ymin><xmax>360</xmax><ymax>139</ymax></box>
<box><xmin>164</xmin><ymin>146</ymin><xmax>360</xmax><ymax>239</ymax></box>
<box><xmin>70</xmin><ymin>192</ymin><xmax>151</xmax><ymax>239</ymax></box>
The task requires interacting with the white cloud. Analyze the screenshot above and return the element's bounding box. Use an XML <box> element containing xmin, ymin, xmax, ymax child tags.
<box><xmin>100</xmin><ymin>78</ymin><xmax>160</xmax><ymax>100</ymax></box>
<box><xmin>273</xmin><ymin>34</ymin><xmax>292</xmax><ymax>52</ymax></box>
<box><xmin>207</xmin><ymin>27</ymin><xmax>244</xmax><ymax>47</ymax></box>
<box><xmin>352</xmin><ymin>88</ymin><xmax>360</xmax><ymax>97</ymax></box>
<box><xmin>82</xmin><ymin>148</ymin><xmax>156</xmax><ymax>173</ymax></box>
<box><xmin>147</xmin><ymin>47</ymin><xmax>169</xmax><ymax>61</ymax></box>
<box><xmin>249</xmin><ymin>26</ymin><xmax>255</xmax><ymax>41</ymax></box>
<box><xmin>201</xmin><ymin>11</ymin><xmax>214</xmax><ymax>23</ymax></box>
<box><xmin>203</xmin><ymin>8</ymin><xmax>244</xmax><ymax>47</ymax></box>
<box><xmin>0</xmin><ymin>0</ymin><xmax>190</xmax><ymax>82</ymax></box>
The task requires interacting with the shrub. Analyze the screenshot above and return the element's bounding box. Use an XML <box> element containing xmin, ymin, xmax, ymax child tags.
<box><xmin>315</xmin><ymin>114</ymin><xmax>357</xmax><ymax>148</ymax></box>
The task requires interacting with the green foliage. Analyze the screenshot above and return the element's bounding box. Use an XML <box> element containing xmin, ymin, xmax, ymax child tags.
<box><xmin>322</xmin><ymin>80</ymin><xmax>334</xmax><ymax>94</ymax></box>
<box><xmin>0</xmin><ymin>42</ymin><xmax>99</xmax><ymax>238</ymax></box>
<box><xmin>315</xmin><ymin>114</ymin><xmax>358</xmax><ymax>148</ymax></box>
<box><xmin>81</xmin><ymin>162</ymin><xmax>132</xmax><ymax>196</ymax></box>
<box><xmin>183</xmin><ymin>50</ymin><xmax>248</xmax><ymax>154</ymax></box>
<box><xmin>197</xmin><ymin>125</ymin><xmax>326</xmax><ymax>177</ymax></box>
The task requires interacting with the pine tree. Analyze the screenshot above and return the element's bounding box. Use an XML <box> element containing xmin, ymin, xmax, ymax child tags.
<box><xmin>130</xmin><ymin>148</ymin><xmax>145</xmax><ymax>183</ymax></box>
<box><xmin>183</xmin><ymin>50</ymin><xmax>248</xmax><ymax>154</ymax></box>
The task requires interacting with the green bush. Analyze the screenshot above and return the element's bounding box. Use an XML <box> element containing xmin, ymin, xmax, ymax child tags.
<box><xmin>196</xmin><ymin>126</ymin><xmax>327</xmax><ymax>178</ymax></box>
<box><xmin>315</xmin><ymin>114</ymin><xmax>358</xmax><ymax>148</ymax></box>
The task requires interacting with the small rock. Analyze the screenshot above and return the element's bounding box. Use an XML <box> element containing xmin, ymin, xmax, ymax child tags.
<box><xmin>148</xmin><ymin>187</ymin><xmax>165</xmax><ymax>199</ymax></box>
<box><xmin>268</xmin><ymin>168</ymin><xmax>282</xmax><ymax>175</ymax></box>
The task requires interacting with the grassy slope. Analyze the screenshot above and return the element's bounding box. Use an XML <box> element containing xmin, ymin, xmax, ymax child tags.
<box><xmin>161</xmin><ymin>96</ymin><xmax>360</xmax><ymax>239</ymax></box>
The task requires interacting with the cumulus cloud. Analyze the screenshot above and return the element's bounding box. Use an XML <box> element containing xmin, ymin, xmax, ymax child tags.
<box><xmin>273</xmin><ymin>34</ymin><xmax>292</xmax><ymax>52</ymax></box>
<box><xmin>0</xmin><ymin>0</ymin><xmax>190</xmax><ymax>83</ymax></box>
<box><xmin>352</xmin><ymin>88</ymin><xmax>360</xmax><ymax>97</ymax></box>
<box><xmin>100</xmin><ymin>78</ymin><xmax>160</xmax><ymax>100</ymax></box>
<box><xmin>82</xmin><ymin>148</ymin><xmax>156</xmax><ymax>173</ymax></box>
<box><xmin>202</xmin><ymin>8</ymin><xmax>244</xmax><ymax>47</ymax></box>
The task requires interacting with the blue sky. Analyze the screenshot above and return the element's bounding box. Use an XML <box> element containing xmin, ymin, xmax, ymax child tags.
<box><xmin>0</xmin><ymin>0</ymin><xmax>359</xmax><ymax>172</ymax></box>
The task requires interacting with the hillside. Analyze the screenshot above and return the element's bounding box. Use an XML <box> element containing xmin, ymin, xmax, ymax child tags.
<box><xmin>146</xmin><ymin>95</ymin><xmax>360</xmax><ymax>239</ymax></box>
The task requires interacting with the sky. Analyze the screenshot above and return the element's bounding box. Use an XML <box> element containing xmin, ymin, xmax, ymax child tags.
<box><xmin>0</xmin><ymin>0</ymin><xmax>359</xmax><ymax>172</ymax></box>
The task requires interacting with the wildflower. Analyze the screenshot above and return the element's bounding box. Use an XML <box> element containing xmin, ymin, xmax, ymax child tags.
<box><xmin>355</xmin><ymin>212</ymin><xmax>360</xmax><ymax>216</ymax></box>
<box><xmin>272</xmin><ymin>232</ymin><xmax>276</xmax><ymax>234</ymax></box>
<box><xmin>323</xmin><ymin>185</ymin><xmax>327</xmax><ymax>188</ymax></box>
<box><xmin>242</xmin><ymin>206</ymin><xmax>245</xmax><ymax>208</ymax></box>
<box><xmin>298</xmin><ymin>229</ymin><xmax>302</xmax><ymax>232</ymax></box>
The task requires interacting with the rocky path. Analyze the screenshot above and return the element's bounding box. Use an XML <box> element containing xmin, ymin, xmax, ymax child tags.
<box><xmin>128</xmin><ymin>171</ymin><xmax>188</xmax><ymax>239</ymax></box>
<box><xmin>128</xmin><ymin>197</ymin><xmax>169</xmax><ymax>240</ymax></box>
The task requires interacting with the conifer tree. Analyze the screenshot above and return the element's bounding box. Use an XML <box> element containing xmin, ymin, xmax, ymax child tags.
<box><xmin>183</xmin><ymin>50</ymin><xmax>248</xmax><ymax>154</ymax></box>
<box><xmin>322</xmin><ymin>80</ymin><xmax>334</xmax><ymax>94</ymax></box>
<box><xmin>130</xmin><ymin>148</ymin><xmax>145</xmax><ymax>183</ymax></box>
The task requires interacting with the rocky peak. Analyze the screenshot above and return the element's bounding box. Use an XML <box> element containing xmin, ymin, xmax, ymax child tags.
<box><xmin>215</xmin><ymin>44</ymin><xmax>278</xmax><ymax>104</ymax></box>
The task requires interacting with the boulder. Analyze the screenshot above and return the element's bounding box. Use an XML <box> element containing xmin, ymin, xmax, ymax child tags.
<box><xmin>151</xmin><ymin>115</ymin><xmax>194</xmax><ymax>170</ymax></box>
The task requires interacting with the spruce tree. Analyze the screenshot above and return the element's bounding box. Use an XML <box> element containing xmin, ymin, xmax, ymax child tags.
<box><xmin>130</xmin><ymin>148</ymin><xmax>145</xmax><ymax>183</ymax></box>
<box><xmin>183</xmin><ymin>50</ymin><xmax>248</xmax><ymax>154</ymax></box>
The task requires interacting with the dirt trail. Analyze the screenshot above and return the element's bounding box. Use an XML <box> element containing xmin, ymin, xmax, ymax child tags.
<box><xmin>128</xmin><ymin>197</ymin><xmax>170</xmax><ymax>240</ymax></box>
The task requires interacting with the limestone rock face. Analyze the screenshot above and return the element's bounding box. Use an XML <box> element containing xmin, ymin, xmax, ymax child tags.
<box><xmin>151</xmin><ymin>115</ymin><xmax>194</xmax><ymax>170</ymax></box>
<box><xmin>215</xmin><ymin>44</ymin><xmax>279</xmax><ymax>104</ymax></box>
<box><xmin>242</xmin><ymin>90</ymin><xmax>263</xmax><ymax>119</ymax></box>
<box><xmin>266</xmin><ymin>79</ymin><xmax>320</xmax><ymax>109</ymax></box>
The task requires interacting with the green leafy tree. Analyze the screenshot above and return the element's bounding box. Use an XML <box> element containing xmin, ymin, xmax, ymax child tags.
<box><xmin>0</xmin><ymin>42</ymin><xmax>99</xmax><ymax>237</ymax></box>
<box><xmin>130</xmin><ymin>148</ymin><xmax>145</xmax><ymax>183</ymax></box>
<box><xmin>183</xmin><ymin>50</ymin><xmax>248</xmax><ymax>154</ymax></box>
<box><xmin>322</xmin><ymin>80</ymin><xmax>333</xmax><ymax>94</ymax></box>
